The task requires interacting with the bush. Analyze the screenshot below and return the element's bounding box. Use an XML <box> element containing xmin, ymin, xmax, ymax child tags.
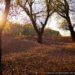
<box><xmin>22</xmin><ymin>24</ymin><xmax>36</xmax><ymax>36</ymax></box>
<box><xmin>44</xmin><ymin>29</ymin><xmax>60</xmax><ymax>36</ymax></box>
<box><xmin>3</xmin><ymin>22</ymin><xmax>60</xmax><ymax>37</ymax></box>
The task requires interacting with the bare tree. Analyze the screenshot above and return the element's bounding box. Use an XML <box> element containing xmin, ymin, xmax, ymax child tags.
<box><xmin>17</xmin><ymin>0</ymin><xmax>54</xmax><ymax>43</ymax></box>
<box><xmin>52</xmin><ymin>0</ymin><xmax>75</xmax><ymax>41</ymax></box>
<box><xmin>0</xmin><ymin>0</ymin><xmax>11</xmax><ymax>74</ymax></box>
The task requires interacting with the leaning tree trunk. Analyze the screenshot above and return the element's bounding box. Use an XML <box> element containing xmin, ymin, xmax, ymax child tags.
<box><xmin>67</xmin><ymin>17</ymin><xmax>75</xmax><ymax>41</ymax></box>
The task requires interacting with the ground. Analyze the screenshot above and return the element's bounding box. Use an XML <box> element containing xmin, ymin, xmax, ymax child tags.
<box><xmin>2</xmin><ymin>35</ymin><xmax>75</xmax><ymax>75</ymax></box>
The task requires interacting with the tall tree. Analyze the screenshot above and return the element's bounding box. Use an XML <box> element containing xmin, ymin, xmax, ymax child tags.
<box><xmin>0</xmin><ymin>0</ymin><xmax>11</xmax><ymax>74</ymax></box>
<box><xmin>17</xmin><ymin>0</ymin><xmax>54</xmax><ymax>43</ymax></box>
<box><xmin>52</xmin><ymin>0</ymin><xmax>75</xmax><ymax>41</ymax></box>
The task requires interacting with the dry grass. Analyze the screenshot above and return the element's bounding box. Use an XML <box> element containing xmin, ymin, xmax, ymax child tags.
<box><xmin>2</xmin><ymin>35</ymin><xmax>75</xmax><ymax>75</ymax></box>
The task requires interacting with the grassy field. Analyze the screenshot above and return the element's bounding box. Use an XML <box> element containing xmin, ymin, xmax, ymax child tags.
<box><xmin>2</xmin><ymin>34</ymin><xmax>75</xmax><ymax>75</ymax></box>
<box><xmin>1</xmin><ymin>25</ymin><xmax>75</xmax><ymax>75</ymax></box>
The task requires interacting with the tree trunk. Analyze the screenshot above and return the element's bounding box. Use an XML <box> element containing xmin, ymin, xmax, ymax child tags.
<box><xmin>69</xmin><ymin>27</ymin><xmax>75</xmax><ymax>41</ymax></box>
<box><xmin>37</xmin><ymin>33</ymin><xmax>43</xmax><ymax>43</ymax></box>
<box><xmin>0</xmin><ymin>31</ymin><xmax>2</xmax><ymax>75</ymax></box>
<box><xmin>67</xmin><ymin>17</ymin><xmax>75</xmax><ymax>41</ymax></box>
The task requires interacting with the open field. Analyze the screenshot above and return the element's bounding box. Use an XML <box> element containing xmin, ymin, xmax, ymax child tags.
<box><xmin>2</xmin><ymin>34</ymin><xmax>75</xmax><ymax>75</ymax></box>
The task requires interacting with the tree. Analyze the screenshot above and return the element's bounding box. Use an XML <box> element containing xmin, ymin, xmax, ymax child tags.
<box><xmin>17</xmin><ymin>0</ymin><xmax>54</xmax><ymax>43</ymax></box>
<box><xmin>0</xmin><ymin>0</ymin><xmax>11</xmax><ymax>74</ymax></box>
<box><xmin>58</xmin><ymin>19</ymin><xmax>69</xmax><ymax>30</ymax></box>
<box><xmin>52</xmin><ymin>0</ymin><xmax>75</xmax><ymax>41</ymax></box>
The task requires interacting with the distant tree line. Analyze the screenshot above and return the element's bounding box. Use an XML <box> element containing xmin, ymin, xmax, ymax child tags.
<box><xmin>2</xmin><ymin>23</ymin><xmax>59</xmax><ymax>37</ymax></box>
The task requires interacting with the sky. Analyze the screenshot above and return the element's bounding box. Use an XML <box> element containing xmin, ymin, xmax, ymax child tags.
<box><xmin>0</xmin><ymin>0</ymin><xmax>75</xmax><ymax>36</ymax></box>
<box><xmin>46</xmin><ymin>13</ymin><xmax>71</xmax><ymax>36</ymax></box>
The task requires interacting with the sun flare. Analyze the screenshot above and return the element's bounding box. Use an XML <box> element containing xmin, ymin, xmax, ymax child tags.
<box><xmin>0</xmin><ymin>13</ymin><xmax>4</xmax><ymax>27</ymax></box>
